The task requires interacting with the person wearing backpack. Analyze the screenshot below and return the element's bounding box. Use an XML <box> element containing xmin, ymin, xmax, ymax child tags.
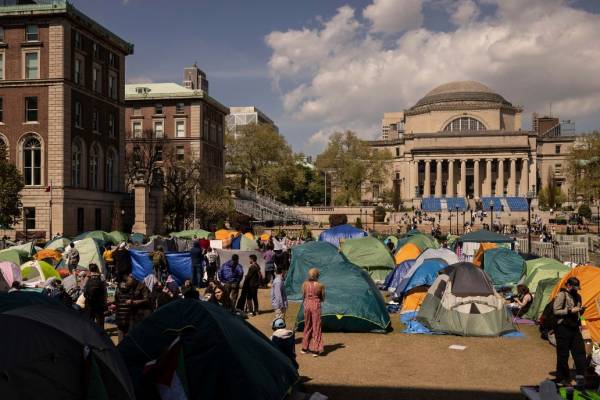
<box><xmin>83</xmin><ymin>263</ymin><xmax>107</xmax><ymax>330</ymax></box>
<box><xmin>151</xmin><ymin>246</ymin><xmax>168</xmax><ymax>283</ymax></box>
<box><xmin>553</xmin><ymin>277</ymin><xmax>587</xmax><ymax>387</ymax></box>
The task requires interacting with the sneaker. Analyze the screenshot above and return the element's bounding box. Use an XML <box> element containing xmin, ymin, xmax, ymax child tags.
<box><xmin>312</xmin><ymin>353</ymin><xmax>320</xmax><ymax>357</ymax></box>
<box><xmin>300</xmin><ymin>349</ymin><xmax>308</xmax><ymax>354</ymax></box>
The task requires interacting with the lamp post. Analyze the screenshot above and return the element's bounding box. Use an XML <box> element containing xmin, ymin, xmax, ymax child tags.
<box><xmin>449</xmin><ymin>212</ymin><xmax>452</xmax><ymax>236</ymax></box>
<box><xmin>324</xmin><ymin>171</ymin><xmax>327</xmax><ymax>206</ymax></box>
<box><xmin>489</xmin><ymin>201</ymin><xmax>494</xmax><ymax>231</ymax></box>
<box><xmin>23</xmin><ymin>208</ymin><xmax>29</xmax><ymax>242</ymax></box>
<box><xmin>462</xmin><ymin>211</ymin><xmax>465</xmax><ymax>234</ymax></box>
<box><xmin>193</xmin><ymin>184</ymin><xmax>198</xmax><ymax>230</ymax></box>
<box><xmin>527</xmin><ymin>191</ymin><xmax>534</xmax><ymax>254</ymax></box>
<box><xmin>455</xmin><ymin>205</ymin><xmax>459</xmax><ymax>235</ymax></box>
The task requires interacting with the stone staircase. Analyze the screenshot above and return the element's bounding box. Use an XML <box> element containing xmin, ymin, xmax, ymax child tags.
<box><xmin>233</xmin><ymin>189</ymin><xmax>312</xmax><ymax>224</ymax></box>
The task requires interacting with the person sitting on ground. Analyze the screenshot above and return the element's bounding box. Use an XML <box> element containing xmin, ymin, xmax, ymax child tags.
<box><xmin>181</xmin><ymin>279</ymin><xmax>199</xmax><ymax>299</ymax></box>
<box><xmin>508</xmin><ymin>284</ymin><xmax>533</xmax><ymax>317</ymax></box>
<box><xmin>271</xmin><ymin>267</ymin><xmax>288</xmax><ymax>320</ymax></box>
<box><xmin>209</xmin><ymin>282</ymin><xmax>234</xmax><ymax>311</ymax></box>
<box><xmin>203</xmin><ymin>281</ymin><xmax>216</xmax><ymax>301</ymax></box>
<box><xmin>83</xmin><ymin>263</ymin><xmax>107</xmax><ymax>330</ymax></box>
<box><xmin>271</xmin><ymin>318</ymin><xmax>298</xmax><ymax>369</ymax></box>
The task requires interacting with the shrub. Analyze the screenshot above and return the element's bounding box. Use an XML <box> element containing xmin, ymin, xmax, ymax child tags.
<box><xmin>329</xmin><ymin>214</ymin><xmax>348</xmax><ymax>227</ymax></box>
<box><xmin>578</xmin><ymin>204</ymin><xmax>592</xmax><ymax>220</ymax></box>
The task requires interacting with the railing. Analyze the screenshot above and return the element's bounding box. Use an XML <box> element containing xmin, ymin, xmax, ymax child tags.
<box><xmin>234</xmin><ymin>191</ymin><xmax>312</xmax><ymax>224</ymax></box>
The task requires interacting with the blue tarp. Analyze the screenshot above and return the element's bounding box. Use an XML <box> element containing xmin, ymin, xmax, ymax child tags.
<box><xmin>397</xmin><ymin>258</ymin><xmax>447</xmax><ymax>295</ymax></box>
<box><xmin>401</xmin><ymin>311</ymin><xmax>444</xmax><ymax>335</ymax></box>
<box><xmin>130</xmin><ymin>250</ymin><xmax>153</xmax><ymax>282</ymax></box>
<box><xmin>318</xmin><ymin>224</ymin><xmax>367</xmax><ymax>248</ymax></box>
<box><xmin>165</xmin><ymin>252</ymin><xmax>192</xmax><ymax>285</ymax></box>
<box><xmin>382</xmin><ymin>260</ymin><xmax>415</xmax><ymax>291</ymax></box>
<box><xmin>231</xmin><ymin>235</ymin><xmax>242</xmax><ymax>250</ymax></box>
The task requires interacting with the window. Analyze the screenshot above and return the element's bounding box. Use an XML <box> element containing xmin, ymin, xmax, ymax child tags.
<box><xmin>176</xmin><ymin>102</ymin><xmax>185</xmax><ymax>113</ymax></box>
<box><xmin>443</xmin><ymin>117</ymin><xmax>486</xmax><ymax>132</ymax></box>
<box><xmin>24</xmin><ymin>207</ymin><xmax>35</xmax><ymax>229</ymax></box>
<box><xmin>94</xmin><ymin>208</ymin><xmax>101</xmax><ymax>230</ymax></box>
<box><xmin>155</xmin><ymin>104</ymin><xmax>163</xmax><ymax>115</ymax></box>
<box><xmin>89</xmin><ymin>145</ymin><xmax>99</xmax><ymax>189</ymax></box>
<box><xmin>153</xmin><ymin>120</ymin><xmax>164</xmax><ymax>138</ymax></box>
<box><xmin>74</xmin><ymin>31</ymin><xmax>81</xmax><ymax>49</ymax></box>
<box><xmin>25</xmin><ymin>97</ymin><xmax>38</xmax><ymax>122</ymax></box>
<box><xmin>0</xmin><ymin>27</ymin><xmax>4</xmax><ymax>42</ymax></box>
<box><xmin>395</xmin><ymin>147</ymin><xmax>400</xmax><ymax>157</ymax></box>
<box><xmin>74</xmin><ymin>101</ymin><xmax>82</xmax><ymax>128</ymax></box>
<box><xmin>175</xmin><ymin>120</ymin><xmax>185</xmax><ymax>138</ymax></box>
<box><xmin>77</xmin><ymin>208</ymin><xmax>84</xmax><ymax>233</ymax></box>
<box><xmin>555</xmin><ymin>145</ymin><xmax>561</xmax><ymax>154</ymax></box>
<box><xmin>0</xmin><ymin>97</ymin><xmax>3</xmax><ymax>122</ymax></box>
<box><xmin>210</xmin><ymin>122</ymin><xmax>216</xmax><ymax>142</ymax></box>
<box><xmin>176</xmin><ymin>146</ymin><xmax>184</xmax><ymax>161</ymax></box>
<box><xmin>74</xmin><ymin>58</ymin><xmax>82</xmax><ymax>84</ymax></box>
<box><xmin>92</xmin><ymin>66</ymin><xmax>101</xmax><ymax>92</ymax></box>
<box><xmin>72</xmin><ymin>141</ymin><xmax>81</xmax><ymax>187</ymax></box>
<box><xmin>108</xmin><ymin>74</ymin><xmax>117</xmax><ymax>100</ymax></box>
<box><xmin>108</xmin><ymin>113</ymin><xmax>115</xmax><ymax>137</ymax></box>
<box><xmin>132</xmin><ymin>121</ymin><xmax>142</xmax><ymax>138</ymax></box>
<box><xmin>92</xmin><ymin>109</ymin><xmax>99</xmax><ymax>132</ymax></box>
<box><xmin>106</xmin><ymin>151</ymin><xmax>114</xmax><ymax>191</ymax></box>
<box><xmin>25</xmin><ymin>25</ymin><xmax>38</xmax><ymax>42</ymax></box>
<box><xmin>23</xmin><ymin>137</ymin><xmax>41</xmax><ymax>186</ymax></box>
<box><xmin>108</xmin><ymin>52</ymin><xmax>115</xmax><ymax>67</ymax></box>
<box><xmin>25</xmin><ymin>52</ymin><xmax>39</xmax><ymax>79</ymax></box>
<box><xmin>92</xmin><ymin>42</ymin><xmax>99</xmax><ymax>58</ymax></box>
<box><xmin>395</xmin><ymin>172</ymin><xmax>401</xmax><ymax>180</ymax></box>
<box><xmin>0</xmin><ymin>53</ymin><xmax>4</xmax><ymax>80</ymax></box>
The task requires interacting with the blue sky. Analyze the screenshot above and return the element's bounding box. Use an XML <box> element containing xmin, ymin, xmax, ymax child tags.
<box><xmin>71</xmin><ymin>0</ymin><xmax>600</xmax><ymax>155</ymax></box>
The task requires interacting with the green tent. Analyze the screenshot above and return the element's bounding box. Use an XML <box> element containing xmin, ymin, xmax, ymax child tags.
<box><xmin>118</xmin><ymin>300</ymin><xmax>298</xmax><ymax>400</ymax></box>
<box><xmin>458</xmin><ymin>229</ymin><xmax>514</xmax><ymax>243</ymax></box>
<box><xmin>0</xmin><ymin>248</ymin><xmax>30</xmax><ymax>266</ymax></box>
<box><xmin>73</xmin><ymin>231</ymin><xmax>112</xmax><ymax>244</ymax></box>
<box><xmin>395</xmin><ymin>230</ymin><xmax>439</xmax><ymax>252</ymax></box>
<box><xmin>107</xmin><ymin>231</ymin><xmax>129</xmax><ymax>244</ymax></box>
<box><xmin>74</xmin><ymin>238</ymin><xmax>105</xmax><ymax>273</ymax></box>
<box><xmin>523</xmin><ymin>258</ymin><xmax>570</xmax><ymax>294</ymax></box>
<box><xmin>523</xmin><ymin>277</ymin><xmax>561</xmax><ymax>320</ymax></box>
<box><xmin>340</xmin><ymin>236</ymin><xmax>395</xmax><ymax>283</ymax></box>
<box><xmin>44</xmin><ymin>236</ymin><xmax>71</xmax><ymax>251</ymax></box>
<box><xmin>10</xmin><ymin>242</ymin><xmax>36</xmax><ymax>257</ymax></box>
<box><xmin>240</xmin><ymin>235</ymin><xmax>259</xmax><ymax>251</ymax></box>
<box><xmin>169</xmin><ymin>229</ymin><xmax>211</xmax><ymax>239</ymax></box>
<box><xmin>482</xmin><ymin>248</ymin><xmax>525</xmax><ymax>287</ymax></box>
<box><xmin>20</xmin><ymin>260</ymin><xmax>60</xmax><ymax>285</ymax></box>
<box><xmin>286</xmin><ymin>241</ymin><xmax>391</xmax><ymax>333</ymax></box>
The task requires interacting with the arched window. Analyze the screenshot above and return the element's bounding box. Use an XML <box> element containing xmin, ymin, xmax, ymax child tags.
<box><xmin>72</xmin><ymin>141</ymin><xmax>82</xmax><ymax>187</ymax></box>
<box><xmin>89</xmin><ymin>144</ymin><xmax>99</xmax><ymax>189</ymax></box>
<box><xmin>443</xmin><ymin>117</ymin><xmax>486</xmax><ymax>132</ymax></box>
<box><xmin>106</xmin><ymin>150</ymin><xmax>115</xmax><ymax>192</ymax></box>
<box><xmin>23</xmin><ymin>137</ymin><xmax>41</xmax><ymax>185</ymax></box>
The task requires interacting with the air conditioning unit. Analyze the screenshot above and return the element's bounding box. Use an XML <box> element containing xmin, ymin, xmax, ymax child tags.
<box><xmin>135</xmin><ymin>87</ymin><xmax>151</xmax><ymax>95</ymax></box>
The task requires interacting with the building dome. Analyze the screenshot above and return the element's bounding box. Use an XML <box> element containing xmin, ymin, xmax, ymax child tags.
<box><xmin>411</xmin><ymin>80</ymin><xmax>511</xmax><ymax>109</ymax></box>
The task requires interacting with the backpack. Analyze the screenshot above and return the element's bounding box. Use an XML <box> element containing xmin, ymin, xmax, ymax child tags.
<box><xmin>84</xmin><ymin>276</ymin><xmax>106</xmax><ymax>308</ymax></box>
<box><xmin>540</xmin><ymin>294</ymin><xmax>567</xmax><ymax>335</ymax></box>
<box><xmin>152</xmin><ymin>252</ymin><xmax>165</xmax><ymax>269</ymax></box>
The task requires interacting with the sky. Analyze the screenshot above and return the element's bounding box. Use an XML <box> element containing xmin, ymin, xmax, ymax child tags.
<box><xmin>71</xmin><ymin>0</ymin><xmax>600</xmax><ymax>156</ymax></box>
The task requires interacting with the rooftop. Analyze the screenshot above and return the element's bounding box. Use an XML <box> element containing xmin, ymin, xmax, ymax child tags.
<box><xmin>125</xmin><ymin>82</ymin><xmax>229</xmax><ymax>113</ymax></box>
<box><xmin>410</xmin><ymin>80</ymin><xmax>513</xmax><ymax>111</ymax></box>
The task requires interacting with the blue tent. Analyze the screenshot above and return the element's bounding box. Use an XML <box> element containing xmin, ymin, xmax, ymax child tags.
<box><xmin>129</xmin><ymin>250</ymin><xmax>192</xmax><ymax>285</ymax></box>
<box><xmin>318</xmin><ymin>224</ymin><xmax>367</xmax><ymax>247</ymax></box>
<box><xmin>396</xmin><ymin>258</ymin><xmax>447</xmax><ymax>296</ymax></box>
<box><xmin>231</xmin><ymin>235</ymin><xmax>242</xmax><ymax>250</ymax></box>
<box><xmin>382</xmin><ymin>260</ymin><xmax>415</xmax><ymax>291</ymax></box>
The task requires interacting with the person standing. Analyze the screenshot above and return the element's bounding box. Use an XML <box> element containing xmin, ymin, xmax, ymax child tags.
<box><xmin>190</xmin><ymin>241</ymin><xmax>204</xmax><ymax>287</ymax></box>
<box><xmin>218</xmin><ymin>254</ymin><xmax>244</xmax><ymax>309</ymax></box>
<box><xmin>263</xmin><ymin>247</ymin><xmax>275</xmax><ymax>287</ymax></box>
<box><xmin>553</xmin><ymin>277</ymin><xmax>587</xmax><ymax>387</ymax></box>
<box><xmin>65</xmin><ymin>242</ymin><xmax>80</xmax><ymax>273</ymax></box>
<box><xmin>205</xmin><ymin>247</ymin><xmax>220</xmax><ymax>283</ymax></box>
<box><xmin>103</xmin><ymin>246</ymin><xmax>115</xmax><ymax>282</ymax></box>
<box><xmin>151</xmin><ymin>246</ymin><xmax>168</xmax><ymax>283</ymax></box>
<box><xmin>113</xmin><ymin>242</ymin><xmax>132</xmax><ymax>283</ymax></box>
<box><xmin>83</xmin><ymin>263</ymin><xmax>107</xmax><ymax>330</ymax></box>
<box><xmin>301</xmin><ymin>268</ymin><xmax>324</xmax><ymax>357</ymax></box>
<box><xmin>239</xmin><ymin>254</ymin><xmax>261</xmax><ymax>316</ymax></box>
<box><xmin>271</xmin><ymin>267</ymin><xmax>288</xmax><ymax>320</ymax></box>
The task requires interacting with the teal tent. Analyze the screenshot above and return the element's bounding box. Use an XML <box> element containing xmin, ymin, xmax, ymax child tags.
<box><xmin>286</xmin><ymin>241</ymin><xmax>391</xmax><ymax>333</ymax></box>
<box><xmin>482</xmin><ymin>248</ymin><xmax>525</xmax><ymax>287</ymax></box>
<box><xmin>458</xmin><ymin>230</ymin><xmax>514</xmax><ymax>244</ymax></box>
<box><xmin>73</xmin><ymin>231</ymin><xmax>112</xmax><ymax>245</ymax></box>
<box><xmin>523</xmin><ymin>277</ymin><xmax>561</xmax><ymax>320</ymax></box>
<box><xmin>340</xmin><ymin>236</ymin><xmax>395</xmax><ymax>283</ymax></box>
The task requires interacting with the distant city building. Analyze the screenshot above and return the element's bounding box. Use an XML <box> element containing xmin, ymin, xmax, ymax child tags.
<box><xmin>125</xmin><ymin>65</ymin><xmax>228</xmax><ymax>186</ymax></box>
<box><xmin>226</xmin><ymin>106</ymin><xmax>279</xmax><ymax>137</ymax></box>
<box><xmin>381</xmin><ymin>112</ymin><xmax>404</xmax><ymax>140</ymax></box>
<box><xmin>0</xmin><ymin>0</ymin><xmax>133</xmax><ymax>238</ymax></box>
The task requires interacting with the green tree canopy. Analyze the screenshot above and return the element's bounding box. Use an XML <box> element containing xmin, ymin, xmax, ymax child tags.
<box><xmin>0</xmin><ymin>148</ymin><xmax>25</xmax><ymax>228</ymax></box>
<box><xmin>315</xmin><ymin>131</ymin><xmax>391</xmax><ymax>206</ymax></box>
<box><xmin>568</xmin><ymin>131</ymin><xmax>600</xmax><ymax>201</ymax></box>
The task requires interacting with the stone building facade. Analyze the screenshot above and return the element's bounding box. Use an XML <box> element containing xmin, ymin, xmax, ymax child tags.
<box><xmin>0</xmin><ymin>1</ymin><xmax>132</xmax><ymax>238</ymax></box>
<box><xmin>367</xmin><ymin>81</ymin><xmax>576</xmax><ymax>208</ymax></box>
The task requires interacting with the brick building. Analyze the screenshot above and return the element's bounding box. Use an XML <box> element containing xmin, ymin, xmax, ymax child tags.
<box><xmin>125</xmin><ymin>64</ymin><xmax>228</xmax><ymax>187</ymax></box>
<box><xmin>0</xmin><ymin>0</ymin><xmax>133</xmax><ymax>238</ymax></box>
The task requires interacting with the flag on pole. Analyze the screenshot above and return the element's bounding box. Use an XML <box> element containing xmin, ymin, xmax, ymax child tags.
<box><xmin>143</xmin><ymin>336</ymin><xmax>189</xmax><ymax>400</ymax></box>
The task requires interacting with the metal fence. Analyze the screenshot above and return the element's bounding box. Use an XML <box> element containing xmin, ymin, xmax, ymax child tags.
<box><xmin>517</xmin><ymin>238</ymin><xmax>589</xmax><ymax>264</ymax></box>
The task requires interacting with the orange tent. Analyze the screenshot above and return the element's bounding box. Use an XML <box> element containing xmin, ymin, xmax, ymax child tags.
<box><xmin>400</xmin><ymin>287</ymin><xmax>428</xmax><ymax>314</ymax></box>
<box><xmin>473</xmin><ymin>242</ymin><xmax>497</xmax><ymax>267</ymax></box>
<box><xmin>260</xmin><ymin>233</ymin><xmax>271</xmax><ymax>242</ymax></box>
<box><xmin>33</xmin><ymin>249</ymin><xmax>63</xmax><ymax>264</ymax></box>
<box><xmin>215</xmin><ymin>229</ymin><xmax>240</xmax><ymax>241</ymax></box>
<box><xmin>244</xmin><ymin>232</ymin><xmax>255</xmax><ymax>240</ymax></box>
<box><xmin>394</xmin><ymin>243</ymin><xmax>420</xmax><ymax>265</ymax></box>
<box><xmin>550</xmin><ymin>266</ymin><xmax>600</xmax><ymax>342</ymax></box>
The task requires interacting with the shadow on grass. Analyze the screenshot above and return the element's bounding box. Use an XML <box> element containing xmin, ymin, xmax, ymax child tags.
<box><xmin>300</xmin><ymin>384</ymin><xmax>523</xmax><ymax>400</ymax></box>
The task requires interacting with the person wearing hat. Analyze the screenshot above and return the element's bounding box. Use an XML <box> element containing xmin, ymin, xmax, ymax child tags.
<box><xmin>271</xmin><ymin>318</ymin><xmax>298</xmax><ymax>369</ymax></box>
<box><xmin>553</xmin><ymin>277</ymin><xmax>587</xmax><ymax>386</ymax></box>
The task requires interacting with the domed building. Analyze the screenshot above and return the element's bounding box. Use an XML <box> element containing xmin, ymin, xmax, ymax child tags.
<box><xmin>369</xmin><ymin>81</ymin><xmax>576</xmax><ymax>211</ymax></box>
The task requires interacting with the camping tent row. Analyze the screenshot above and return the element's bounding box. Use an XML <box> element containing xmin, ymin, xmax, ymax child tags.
<box><xmin>0</xmin><ymin>291</ymin><xmax>298</xmax><ymax>400</ymax></box>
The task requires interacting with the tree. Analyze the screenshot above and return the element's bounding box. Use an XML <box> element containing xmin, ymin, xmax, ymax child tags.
<box><xmin>225</xmin><ymin>123</ymin><xmax>294</xmax><ymax>194</ymax></box>
<box><xmin>0</xmin><ymin>148</ymin><xmax>25</xmax><ymax>228</ymax></box>
<box><xmin>568</xmin><ymin>131</ymin><xmax>600</xmax><ymax>201</ymax></box>
<box><xmin>124</xmin><ymin>129</ymin><xmax>166</xmax><ymax>189</ymax></box>
<box><xmin>162</xmin><ymin>158</ymin><xmax>202</xmax><ymax>232</ymax></box>
<box><xmin>270</xmin><ymin>157</ymin><xmax>324</xmax><ymax>206</ymax></box>
<box><xmin>578</xmin><ymin>204</ymin><xmax>592</xmax><ymax>220</ymax></box>
<box><xmin>315</xmin><ymin>131</ymin><xmax>391</xmax><ymax>206</ymax></box>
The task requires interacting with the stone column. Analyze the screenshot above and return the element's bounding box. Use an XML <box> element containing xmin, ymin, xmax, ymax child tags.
<box><xmin>473</xmin><ymin>159</ymin><xmax>480</xmax><ymax>198</ymax></box>
<box><xmin>459</xmin><ymin>159</ymin><xmax>467</xmax><ymax>197</ymax></box>
<box><xmin>520</xmin><ymin>158</ymin><xmax>529</xmax><ymax>196</ymax></box>
<box><xmin>132</xmin><ymin>180</ymin><xmax>152</xmax><ymax>235</ymax></box>
<box><xmin>497</xmin><ymin>159</ymin><xmax>504</xmax><ymax>197</ymax></box>
<box><xmin>413</xmin><ymin>160</ymin><xmax>419</xmax><ymax>198</ymax></box>
<box><xmin>485</xmin><ymin>158</ymin><xmax>493</xmax><ymax>196</ymax></box>
<box><xmin>447</xmin><ymin>159</ymin><xmax>455</xmax><ymax>197</ymax></box>
<box><xmin>509</xmin><ymin>158</ymin><xmax>517</xmax><ymax>196</ymax></box>
<box><xmin>435</xmin><ymin>160</ymin><xmax>442</xmax><ymax>198</ymax></box>
<box><xmin>424</xmin><ymin>160</ymin><xmax>431</xmax><ymax>197</ymax></box>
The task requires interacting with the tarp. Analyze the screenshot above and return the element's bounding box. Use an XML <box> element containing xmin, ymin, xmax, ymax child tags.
<box><xmin>165</xmin><ymin>252</ymin><xmax>192</xmax><ymax>285</ymax></box>
<box><xmin>523</xmin><ymin>258</ymin><xmax>570</xmax><ymax>294</ymax></box>
<box><xmin>20</xmin><ymin>260</ymin><xmax>61</xmax><ymax>286</ymax></box>
<box><xmin>473</xmin><ymin>242</ymin><xmax>497</xmax><ymax>267</ymax></box>
<box><xmin>318</xmin><ymin>224</ymin><xmax>367</xmax><ymax>248</ymax></box>
<box><xmin>286</xmin><ymin>241</ymin><xmax>391</xmax><ymax>332</ymax></box>
<box><xmin>44</xmin><ymin>236</ymin><xmax>71</xmax><ymax>251</ymax></box>
<box><xmin>382</xmin><ymin>260</ymin><xmax>415</xmax><ymax>292</ymax></box>
<box><xmin>394</xmin><ymin>243</ymin><xmax>421</xmax><ymax>265</ymax></box>
<box><xmin>340</xmin><ymin>236</ymin><xmax>395</xmax><ymax>283</ymax></box>
<box><xmin>523</xmin><ymin>277</ymin><xmax>561</xmax><ymax>321</ymax></box>
<box><xmin>458</xmin><ymin>230</ymin><xmax>514</xmax><ymax>243</ymax></box>
<box><xmin>130</xmin><ymin>250</ymin><xmax>153</xmax><ymax>282</ymax></box>
<box><xmin>131</xmin><ymin>237</ymin><xmax>177</xmax><ymax>253</ymax></box>
<box><xmin>118</xmin><ymin>300</ymin><xmax>298</xmax><ymax>400</ymax></box>
<box><xmin>550</xmin><ymin>266</ymin><xmax>600</xmax><ymax>342</ymax></box>
<box><xmin>0</xmin><ymin>262</ymin><xmax>21</xmax><ymax>289</ymax></box>
<box><xmin>169</xmin><ymin>229</ymin><xmax>211</xmax><ymax>239</ymax></box>
<box><xmin>482</xmin><ymin>248</ymin><xmax>525</xmax><ymax>287</ymax></box>
<box><xmin>231</xmin><ymin>235</ymin><xmax>242</xmax><ymax>249</ymax></box>
<box><xmin>0</xmin><ymin>248</ymin><xmax>30</xmax><ymax>266</ymax></box>
<box><xmin>395</xmin><ymin>230</ymin><xmax>439</xmax><ymax>252</ymax></box>
<box><xmin>74</xmin><ymin>238</ymin><xmax>105</xmax><ymax>274</ymax></box>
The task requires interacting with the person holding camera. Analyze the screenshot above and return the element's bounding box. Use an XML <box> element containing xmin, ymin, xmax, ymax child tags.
<box><xmin>553</xmin><ymin>277</ymin><xmax>587</xmax><ymax>386</ymax></box>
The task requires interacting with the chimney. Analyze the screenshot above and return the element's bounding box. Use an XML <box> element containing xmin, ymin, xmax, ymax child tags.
<box><xmin>183</xmin><ymin>63</ymin><xmax>209</xmax><ymax>94</ymax></box>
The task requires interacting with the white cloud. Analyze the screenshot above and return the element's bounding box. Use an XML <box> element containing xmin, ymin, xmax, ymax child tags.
<box><xmin>363</xmin><ymin>0</ymin><xmax>424</xmax><ymax>34</ymax></box>
<box><xmin>267</xmin><ymin>0</ymin><xmax>600</xmax><ymax>151</ymax></box>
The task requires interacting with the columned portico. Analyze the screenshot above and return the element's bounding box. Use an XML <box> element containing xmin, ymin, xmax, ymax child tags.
<box><xmin>459</xmin><ymin>159</ymin><xmax>467</xmax><ymax>197</ymax></box>
<box><xmin>435</xmin><ymin>161</ymin><xmax>442</xmax><ymax>197</ymax></box>
<box><xmin>496</xmin><ymin>159</ymin><xmax>504</xmax><ymax>196</ymax></box>
<box><xmin>473</xmin><ymin>159</ymin><xmax>480</xmax><ymax>198</ymax></box>
<box><xmin>424</xmin><ymin>160</ymin><xmax>431</xmax><ymax>197</ymax></box>
<box><xmin>509</xmin><ymin>158</ymin><xmax>517</xmax><ymax>196</ymax></box>
<box><xmin>520</xmin><ymin>158</ymin><xmax>529</xmax><ymax>196</ymax></box>
<box><xmin>485</xmin><ymin>159</ymin><xmax>493</xmax><ymax>196</ymax></box>
<box><xmin>447</xmin><ymin>159</ymin><xmax>455</xmax><ymax>197</ymax></box>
